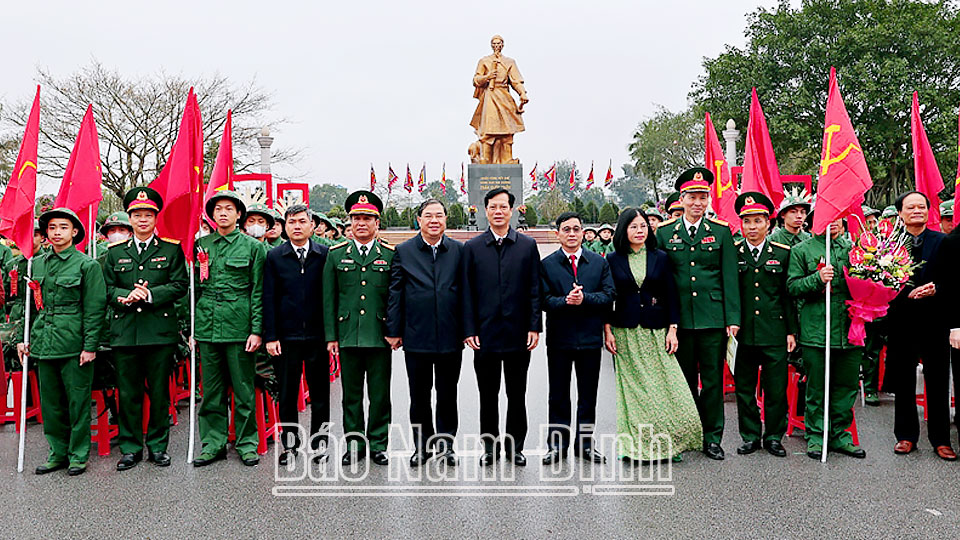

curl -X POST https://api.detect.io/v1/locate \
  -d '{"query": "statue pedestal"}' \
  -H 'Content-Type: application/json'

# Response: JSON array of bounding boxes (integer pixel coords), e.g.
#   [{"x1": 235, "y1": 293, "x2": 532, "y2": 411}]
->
[{"x1": 468, "y1": 164, "x2": 523, "y2": 229}]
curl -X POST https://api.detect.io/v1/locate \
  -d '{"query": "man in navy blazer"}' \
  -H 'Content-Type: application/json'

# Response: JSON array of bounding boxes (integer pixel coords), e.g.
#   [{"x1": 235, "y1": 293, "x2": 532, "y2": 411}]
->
[
  {"x1": 263, "y1": 205, "x2": 329, "y2": 465},
  {"x1": 887, "y1": 191, "x2": 955, "y2": 460},
  {"x1": 386, "y1": 199, "x2": 465, "y2": 467},
  {"x1": 463, "y1": 188, "x2": 542, "y2": 466},
  {"x1": 540, "y1": 212, "x2": 615, "y2": 465}
]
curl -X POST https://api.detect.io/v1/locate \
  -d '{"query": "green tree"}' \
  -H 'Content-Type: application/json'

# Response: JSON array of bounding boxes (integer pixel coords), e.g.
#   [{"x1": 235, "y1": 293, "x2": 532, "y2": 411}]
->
[
  {"x1": 691, "y1": 0, "x2": 960, "y2": 206},
  {"x1": 423, "y1": 180, "x2": 463, "y2": 207},
  {"x1": 448, "y1": 203, "x2": 466, "y2": 229},
  {"x1": 309, "y1": 183, "x2": 350, "y2": 213},
  {"x1": 598, "y1": 203, "x2": 618, "y2": 225},
  {"x1": 523, "y1": 204, "x2": 539, "y2": 227},
  {"x1": 327, "y1": 204, "x2": 346, "y2": 220},
  {"x1": 627, "y1": 106, "x2": 703, "y2": 203},
  {"x1": 400, "y1": 207, "x2": 415, "y2": 229},
  {"x1": 533, "y1": 187, "x2": 571, "y2": 225},
  {"x1": 609, "y1": 163, "x2": 656, "y2": 209},
  {"x1": 583, "y1": 200, "x2": 599, "y2": 223},
  {"x1": 572, "y1": 197, "x2": 585, "y2": 216},
  {"x1": 382, "y1": 206, "x2": 401, "y2": 228}
]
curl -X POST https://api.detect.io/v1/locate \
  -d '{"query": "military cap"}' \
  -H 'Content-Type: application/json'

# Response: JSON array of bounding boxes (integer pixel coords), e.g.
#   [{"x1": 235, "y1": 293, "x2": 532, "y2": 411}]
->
[
  {"x1": 99, "y1": 211, "x2": 133, "y2": 235},
  {"x1": 599, "y1": 223, "x2": 615, "y2": 233},
  {"x1": 345, "y1": 190, "x2": 383, "y2": 217},
  {"x1": 205, "y1": 190, "x2": 247, "y2": 222},
  {"x1": 268, "y1": 207, "x2": 284, "y2": 223},
  {"x1": 666, "y1": 192, "x2": 683, "y2": 212},
  {"x1": 674, "y1": 167, "x2": 713, "y2": 193},
  {"x1": 778, "y1": 186, "x2": 812, "y2": 214},
  {"x1": 312, "y1": 211, "x2": 336, "y2": 230},
  {"x1": 880, "y1": 205, "x2": 897, "y2": 219},
  {"x1": 736, "y1": 191, "x2": 775, "y2": 217},
  {"x1": 861, "y1": 205, "x2": 881, "y2": 218},
  {"x1": 123, "y1": 186, "x2": 164, "y2": 213},
  {"x1": 39, "y1": 207, "x2": 86, "y2": 243},
  {"x1": 244, "y1": 203, "x2": 276, "y2": 229},
  {"x1": 940, "y1": 200, "x2": 954, "y2": 218}
]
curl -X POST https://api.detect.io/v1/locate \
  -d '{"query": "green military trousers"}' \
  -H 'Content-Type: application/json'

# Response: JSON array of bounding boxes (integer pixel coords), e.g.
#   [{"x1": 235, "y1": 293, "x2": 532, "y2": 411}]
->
[
  {"x1": 114, "y1": 345, "x2": 175, "y2": 455},
  {"x1": 676, "y1": 328, "x2": 725, "y2": 445},
  {"x1": 36, "y1": 357, "x2": 94, "y2": 466},
  {"x1": 340, "y1": 347, "x2": 391, "y2": 452},
  {"x1": 197, "y1": 342, "x2": 258, "y2": 456},
  {"x1": 802, "y1": 347, "x2": 862, "y2": 449},
  {"x1": 734, "y1": 344, "x2": 787, "y2": 443}
]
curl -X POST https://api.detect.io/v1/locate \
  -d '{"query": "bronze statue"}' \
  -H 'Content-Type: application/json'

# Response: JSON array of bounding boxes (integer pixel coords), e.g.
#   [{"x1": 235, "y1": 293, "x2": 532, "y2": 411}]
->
[{"x1": 469, "y1": 35, "x2": 528, "y2": 164}]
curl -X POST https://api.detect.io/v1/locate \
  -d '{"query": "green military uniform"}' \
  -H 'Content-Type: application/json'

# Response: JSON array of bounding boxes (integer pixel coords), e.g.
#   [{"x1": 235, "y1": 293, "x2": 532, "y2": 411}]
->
[
  {"x1": 665, "y1": 192, "x2": 684, "y2": 220},
  {"x1": 786, "y1": 232, "x2": 863, "y2": 457},
  {"x1": 769, "y1": 227, "x2": 812, "y2": 247},
  {"x1": 28, "y1": 208, "x2": 107, "y2": 473},
  {"x1": 194, "y1": 191, "x2": 267, "y2": 463},
  {"x1": 103, "y1": 188, "x2": 188, "y2": 464},
  {"x1": 655, "y1": 168, "x2": 740, "y2": 451},
  {"x1": 731, "y1": 193, "x2": 797, "y2": 449},
  {"x1": 323, "y1": 191, "x2": 394, "y2": 454},
  {"x1": 858, "y1": 206, "x2": 885, "y2": 404},
  {"x1": 0, "y1": 242, "x2": 13, "y2": 298},
  {"x1": 312, "y1": 212, "x2": 338, "y2": 246}
]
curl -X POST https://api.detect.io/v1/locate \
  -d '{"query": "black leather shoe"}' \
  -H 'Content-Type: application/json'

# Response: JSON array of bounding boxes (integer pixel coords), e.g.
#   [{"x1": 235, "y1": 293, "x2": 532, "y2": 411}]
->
[
  {"x1": 67, "y1": 465, "x2": 86, "y2": 476},
  {"x1": 507, "y1": 451, "x2": 527, "y2": 466},
  {"x1": 116, "y1": 452, "x2": 143, "y2": 471},
  {"x1": 736, "y1": 441, "x2": 761, "y2": 455},
  {"x1": 806, "y1": 445, "x2": 823, "y2": 460},
  {"x1": 575, "y1": 448, "x2": 606, "y2": 463},
  {"x1": 542, "y1": 448, "x2": 565, "y2": 465},
  {"x1": 193, "y1": 448, "x2": 227, "y2": 467},
  {"x1": 240, "y1": 453, "x2": 260, "y2": 467},
  {"x1": 833, "y1": 443, "x2": 866, "y2": 459},
  {"x1": 371, "y1": 451, "x2": 389, "y2": 466},
  {"x1": 409, "y1": 449, "x2": 430, "y2": 467},
  {"x1": 149, "y1": 452, "x2": 171, "y2": 467},
  {"x1": 35, "y1": 461, "x2": 67, "y2": 475},
  {"x1": 764, "y1": 440, "x2": 787, "y2": 457},
  {"x1": 479, "y1": 451, "x2": 498, "y2": 466},
  {"x1": 278, "y1": 450, "x2": 297, "y2": 466},
  {"x1": 704, "y1": 443, "x2": 725, "y2": 461}
]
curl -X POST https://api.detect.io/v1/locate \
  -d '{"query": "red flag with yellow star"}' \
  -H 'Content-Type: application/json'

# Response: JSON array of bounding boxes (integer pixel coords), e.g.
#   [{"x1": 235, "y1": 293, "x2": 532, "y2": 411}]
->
[
  {"x1": 54, "y1": 104, "x2": 103, "y2": 251},
  {"x1": 705, "y1": 112, "x2": 739, "y2": 233},
  {"x1": 912, "y1": 92, "x2": 945, "y2": 231},
  {"x1": 0, "y1": 86, "x2": 40, "y2": 259},
  {"x1": 149, "y1": 88, "x2": 203, "y2": 261},
  {"x1": 740, "y1": 88, "x2": 784, "y2": 211}
]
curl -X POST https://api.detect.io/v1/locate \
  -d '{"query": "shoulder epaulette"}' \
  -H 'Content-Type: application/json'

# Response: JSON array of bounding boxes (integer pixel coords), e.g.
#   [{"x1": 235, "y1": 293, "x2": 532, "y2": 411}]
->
[
  {"x1": 379, "y1": 242, "x2": 395, "y2": 251},
  {"x1": 770, "y1": 241, "x2": 790, "y2": 250},
  {"x1": 707, "y1": 217, "x2": 728, "y2": 226},
  {"x1": 660, "y1": 217, "x2": 678, "y2": 226},
  {"x1": 159, "y1": 237, "x2": 181, "y2": 245},
  {"x1": 330, "y1": 241, "x2": 349, "y2": 250},
  {"x1": 734, "y1": 240, "x2": 743, "y2": 247}
]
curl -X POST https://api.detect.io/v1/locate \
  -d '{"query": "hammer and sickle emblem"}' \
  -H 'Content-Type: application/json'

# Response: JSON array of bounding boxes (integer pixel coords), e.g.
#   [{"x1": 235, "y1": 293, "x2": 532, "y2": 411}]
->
[
  {"x1": 820, "y1": 124, "x2": 862, "y2": 176},
  {"x1": 713, "y1": 160, "x2": 733, "y2": 198}
]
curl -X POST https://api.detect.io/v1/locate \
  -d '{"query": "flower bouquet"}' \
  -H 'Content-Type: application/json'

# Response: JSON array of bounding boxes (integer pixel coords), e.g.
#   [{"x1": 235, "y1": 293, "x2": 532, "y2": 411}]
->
[{"x1": 843, "y1": 219, "x2": 920, "y2": 345}]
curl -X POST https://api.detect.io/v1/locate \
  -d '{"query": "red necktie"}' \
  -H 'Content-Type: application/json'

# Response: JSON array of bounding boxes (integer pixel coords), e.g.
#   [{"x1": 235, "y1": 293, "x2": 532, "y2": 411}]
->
[{"x1": 570, "y1": 254, "x2": 578, "y2": 282}]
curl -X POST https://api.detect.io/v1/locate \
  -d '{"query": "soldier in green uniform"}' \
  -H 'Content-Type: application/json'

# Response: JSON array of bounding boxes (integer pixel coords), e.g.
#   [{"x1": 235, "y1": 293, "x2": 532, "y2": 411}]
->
[
  {"x1": 940, "y1": 200, "x2": 954, "y2": 235},
  {"x1": 18, "y1": 208, "x2": 106, "y2": 476},
  {"x1": 104, "y1": 187, "x2": 188, "y2": 471},
  {"x1": 665, "y1": 192, "x2": 684, "y2": 220},
  {"x1": 582, "y1": 226, "x2": 599, "y2": 253},
  {"x1": 596, "y1": 224, "x2": 615, "y2": 255},
  {"x1": 769, "y1": 189, "x2": 812, "y2": 247},
  {"x1": 324, "y1": 190, "x2": 395, "y2": 466},
  {"x1": 311, "y1": 212, "x2": 337, "y2": 246},
  {"x1": 3, "y1": 222, "x2": 45, "y2": 368},
  {"x1": 646, "y1": 209, "x2": 664, "y2": 233},
  {"x1": 860, "y1": 205, "x2": 885, "y2": 405},
  {"x1": 193, "y1": 191, "x2": 267, "y2": 467},
  {"x1": 880, "y1": 205, "x2": 897, "y2": 221},
  {"x1": 265, "y1": 208, "x2": 284, "y2": 248},
  {"x1": 786, "y1": 217, "x2": 865, "y2": 460},
  {"x1": 732, "y1": 192, "x2": 796, "y2": 458},
  {"x1": 242, "y1": 203, "x2": 275, "y2": 244},
  {"x1": 655, "y1": 167, "x2": 740, "y2": 460},
  {"x1": 0, "y1": 239, "x2": 14, "y2": 292}
]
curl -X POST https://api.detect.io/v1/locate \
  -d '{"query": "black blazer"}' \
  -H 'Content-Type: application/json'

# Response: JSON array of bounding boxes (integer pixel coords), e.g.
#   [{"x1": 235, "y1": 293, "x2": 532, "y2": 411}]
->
[
  {"x1": 890, "y1": 227, "x2": 945, "y2": 330},
  {"x1": 462, "y1": 228, "x2": 542, "y2": 353},
  {"x1": 606, "y1": 248, "x2": 680, "y2": 329},
  {"x1": 386, "y1": 234, "x2": 465, "y2": 354},
  {"x1": 937, "y1": 232, "x2": 960, "y2": 330},
  {"x1": 540, "y1": 248, "x2": 615, "y2": 349},
  {"x1": 262, "y1": 239, "x2": 328, "y2": 342}
]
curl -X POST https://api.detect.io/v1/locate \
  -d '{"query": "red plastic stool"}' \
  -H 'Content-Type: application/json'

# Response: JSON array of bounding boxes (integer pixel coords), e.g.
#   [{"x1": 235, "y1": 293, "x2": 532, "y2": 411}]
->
[
  {"x1": 784, "y1": 365, "x2": 859, "y2": 444},
  {"x1": 228, "y1": 387, "x2": 280, "y2": 455},
  {"x1": 1, "y1": 369, "x2": 44, "y2": 431},
  {"x1": 722, "y1": 363, "x2": 736, "y2": 395},
  {"x1": 91, "y1": 389, "x2": 119, "y2": 457},
  {"x1": 877, "y1": 346, "x2": 886, "y2": 392}
]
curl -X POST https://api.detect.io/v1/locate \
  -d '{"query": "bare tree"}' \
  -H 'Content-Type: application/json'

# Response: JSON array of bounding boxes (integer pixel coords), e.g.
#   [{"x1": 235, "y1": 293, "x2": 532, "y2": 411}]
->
[{"x1": 1, "y1": 61, "x2": 301, "y2": 198}]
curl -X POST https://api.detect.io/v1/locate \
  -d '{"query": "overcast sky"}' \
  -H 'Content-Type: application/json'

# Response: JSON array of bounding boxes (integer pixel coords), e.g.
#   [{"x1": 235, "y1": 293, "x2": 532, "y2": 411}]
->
[{"x1": 3, "y1": 0, "x2": 781, "y2": 193}]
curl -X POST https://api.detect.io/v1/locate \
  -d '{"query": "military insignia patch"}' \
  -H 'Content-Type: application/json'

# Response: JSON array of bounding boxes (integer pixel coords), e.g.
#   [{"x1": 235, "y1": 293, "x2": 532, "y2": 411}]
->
[
  {"x1": 373, "y1": 259, "x2": 389, "y2": 266},
  {"x1": 118, "y1": 258, "x2": 132, "y2": 264},
  {"x1": 701, "y1": 236, "x2": 716, "y2": 243}
]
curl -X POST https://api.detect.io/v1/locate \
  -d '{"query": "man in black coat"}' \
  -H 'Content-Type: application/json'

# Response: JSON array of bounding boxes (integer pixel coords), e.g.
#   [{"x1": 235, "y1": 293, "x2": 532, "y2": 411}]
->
[
  {"x1": 386, "y1": 199, "x2": 465, "y2": 467},
  {"x1": 263, "y1": 204, "x2": 330, "y2": 465},
  {"x1": 463, "y1": 188, "x2": 542, "y2": 466},
  {"x1": 887, "y1": 192, "x2": 955, "y2": 460},
  {"x1": 540, "y1": 212, "x2": 615, "y2": 465}
]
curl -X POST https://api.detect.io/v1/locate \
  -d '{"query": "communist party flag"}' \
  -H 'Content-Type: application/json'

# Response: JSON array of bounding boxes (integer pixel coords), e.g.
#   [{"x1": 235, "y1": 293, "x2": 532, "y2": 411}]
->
[
  {"x1": 529, "y1": 162, "x2": 538, "y2": 191},
  {"x1": 911, "y1": 91, "x2": 945, "y2": 231},
  {"x1": 0, "y1": 86, "x2": 40, "y2": 259},
  {"x1": 544, "y1": 163, "x2": 556, "y2": 189},
  {"x1": 149, "y1": 88, "x2": 203, "y2": 261},
  {"x1": 604, "y1": 160, "x2": 614, "y2": 187},
  {"x1": 740, "y1": 88, "x2": 784, "y2": 211},
  {"x1": 388, "y1": 164, "x2": 399, "y2": 192},
  {"x1": 705, "y1": 112, "x2": 740, "y2": 233},
  {"x1": 440, "y1": 163, "x2": 446, "y2": 194},
  {"x1": 955, "y1": 104, "x2": 960, "y2": 227},
  {"x1": 460, "y1": 163, "x2": 467, "y2": 195},
  {"x1": 812, "y1": 68, "x2": 873, "y2": 235},
  {"x1": 585, "y1": 162, "x2": 595, "y2": 190},
  {"x1": 568, "y1": 163, "x2": 577, "y2": 191},
  {"x1": 370, "y1": 164, "x2": 377, "y2": 191},
  {"x1": 418, "y1": 163, "x2": 426, "y2": 193},
  {"x1": 54, "y1": 104, "x2": 102, "y2": 251},
  {"x1": 404, "y1": 164, "x2": 413, "y2": 193},
  {"x1": 205, "y1": 110, "x2": 232, "y2": 210}
]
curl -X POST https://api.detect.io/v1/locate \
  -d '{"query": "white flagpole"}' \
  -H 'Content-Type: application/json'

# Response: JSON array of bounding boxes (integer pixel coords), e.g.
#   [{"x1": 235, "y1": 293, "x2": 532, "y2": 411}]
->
[
  {"x1": 187, "y1": 261, "x2": 197, "y2": 463},
  {"x1": 16, "y1": 258, "x2": 33, "y2": 473},
  {"x1": 822, "y1": 232, "x2": 832, "y2": 464},
  {"x1": 88, "y1": 206, "x2": 96, "y2": 258}
]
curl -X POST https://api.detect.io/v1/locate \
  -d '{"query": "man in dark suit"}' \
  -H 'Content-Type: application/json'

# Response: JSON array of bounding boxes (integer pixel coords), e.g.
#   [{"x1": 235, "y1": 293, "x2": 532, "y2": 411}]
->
[
  {"x1": 386, "y1": 199, "x2": 464, "y2": 467},
  {"x1": 263, "y1": 204, "x2": 330, "y2": 466},
  {"x1": 463, "y1": 188, "x2": 542, "y2": 466},
  {"x1": 540, "y1": 212, "x2": 615, "y2": 465},
  {"x1": 887, "y1": 191, "x2": 954, "y2": 460}
]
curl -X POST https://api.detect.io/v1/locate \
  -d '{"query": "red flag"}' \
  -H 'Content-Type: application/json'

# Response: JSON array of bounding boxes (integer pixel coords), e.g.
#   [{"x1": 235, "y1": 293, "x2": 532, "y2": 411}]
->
[
  {"x1": 544, "y1": 163, "x2": 556, "y2": 190},
  {"x1": 54, "y1": 104, "x2": 102, "y2": 251},
  {"x1": 405, "y1": 164, "x2": 413, "y2": 193},
  {"x1": 370, "y1": 164, "x2": 377, "y2": 191},
  {"x1": 418, "y1": 163, "x2": 426, "y2": 193},
  {"x1": 388, "y1": 164, "x2": 399, "y2": 192},
  {"x1": 0, "y1": 86, "x2": 40, "y2": 259},
  {"x1": 740, "y1": 88, "x2": 783, "y2": 211},
  {"x1": 954, "y1": 104, "x2": 960, "y2": 227},
  {"x1": 813, "y1": 68, "x2": 873, "y2": 235},
  {"x1": 604, "y1": 161, "x2": 614, "y2": 187},
  {"x1": 705, "y1": 112, "x2": 740, "y2": 233},
  {"x1": 911, "y1": 92, "x2": 945, "y2": 231},
  {"x1": 460, "y1": 163, "x2": 467, "y2": 195},
  {"x1": 149, "y1": 88, "x2": 203, "y2": 261},
  {"x1": 205, "y1": 110, "x2": 232, "y2": 205},
  {"x1": 568, "y1": 163, "x2": 577, "y2": 191},
  {"x1": 585, "y1": 162, "x2": 595, "y2": 190},
  {"x1": 440, "y1": 163, "x2": 446, "y2": 195},
  {"x1": 529, "y1": 162, "x2": 538, "y2": 191}
]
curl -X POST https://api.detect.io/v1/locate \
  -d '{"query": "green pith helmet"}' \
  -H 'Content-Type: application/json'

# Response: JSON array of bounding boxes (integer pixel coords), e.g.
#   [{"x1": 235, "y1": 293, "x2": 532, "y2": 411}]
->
[
  {"x1": 39, "y1": 207, "x2": 86, "y2": 243},
  {"x1": 99, "y1": 211, "x2": 133, "y2": 235},
  {"x1": 940, "y1": 200, "x2": 954, "y2": 218},
  {"x1": 880, "y1": 205, "x2": 897, "y2": 219},
  {"x1": 861, "y1": 205, "x2": 881, "y2": 218},
  {"x1": 312, "y1": 211, "x2": 335, "y2": 230},
  {"x1": 244, "y1": 203, "x2": 276, "y2": 229},
  {"x1": 778, "y1": 186, "x2": 812, "y2": 215},
  {"x1": 205, "y1": 190, "x2": 247, "y2": 222}
]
